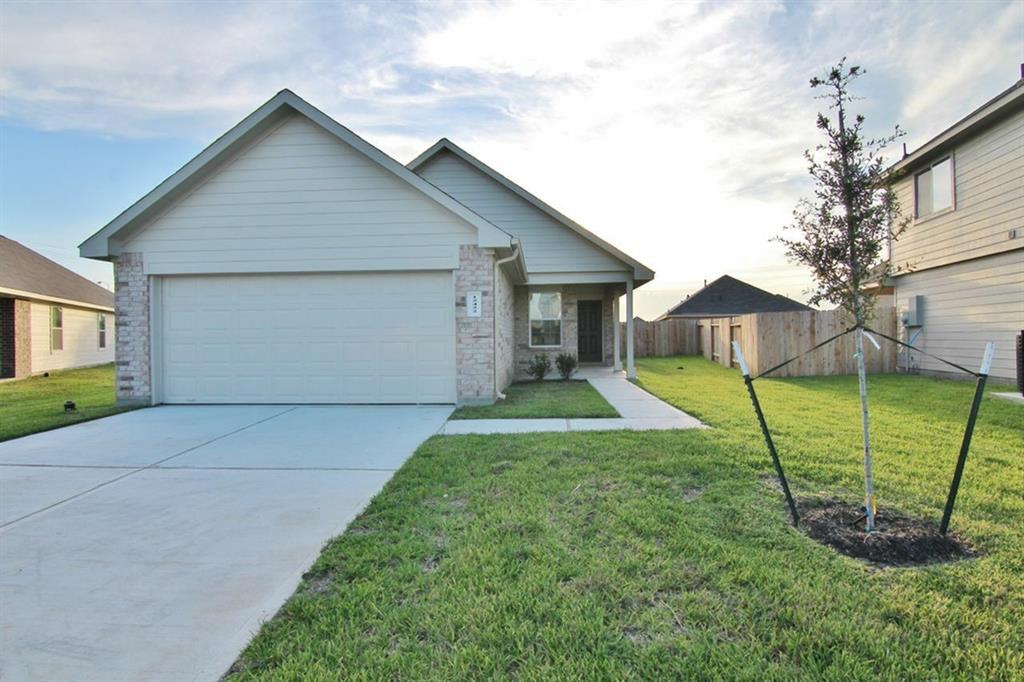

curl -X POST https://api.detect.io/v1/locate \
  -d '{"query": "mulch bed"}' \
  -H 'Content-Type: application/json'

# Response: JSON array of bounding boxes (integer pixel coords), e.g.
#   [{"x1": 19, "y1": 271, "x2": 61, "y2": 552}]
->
[{"x1": 799, "y1": 498, "x2": 973, "y2": 567}]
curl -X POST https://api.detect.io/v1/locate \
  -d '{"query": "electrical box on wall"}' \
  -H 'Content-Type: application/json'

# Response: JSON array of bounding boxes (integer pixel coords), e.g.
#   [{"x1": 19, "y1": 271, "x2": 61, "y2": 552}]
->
[
  {"x1": 902, "y1": 295, "x2": 924, "y2": 327},
  {"x1": 466, "y1": 291, "x2": 482, "y2": 317}
]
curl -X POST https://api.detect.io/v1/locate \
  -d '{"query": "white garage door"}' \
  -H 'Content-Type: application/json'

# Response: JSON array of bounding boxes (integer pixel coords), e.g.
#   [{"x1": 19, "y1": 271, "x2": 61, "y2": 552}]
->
[{"x1": 159, "y1": 272, "x2": 455, "y2": 404}]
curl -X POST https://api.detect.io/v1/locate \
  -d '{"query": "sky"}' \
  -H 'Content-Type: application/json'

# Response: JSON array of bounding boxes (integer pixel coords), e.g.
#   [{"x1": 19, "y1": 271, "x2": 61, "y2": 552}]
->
[{"x1": 1, "y1": 0, "x2": 1021, "y2": 319}]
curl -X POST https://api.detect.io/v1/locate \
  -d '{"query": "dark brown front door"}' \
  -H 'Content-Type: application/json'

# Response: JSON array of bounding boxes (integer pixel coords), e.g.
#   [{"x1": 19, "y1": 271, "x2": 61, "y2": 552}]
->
[{"x1": 577, "y1": 300, "x2": 603, "y2": 363}]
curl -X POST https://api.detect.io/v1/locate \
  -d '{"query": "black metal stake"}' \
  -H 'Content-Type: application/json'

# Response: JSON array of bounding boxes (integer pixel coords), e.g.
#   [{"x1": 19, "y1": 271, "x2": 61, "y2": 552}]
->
[
  {"x1": 732, "y1": 341, "x2": 799, "y2": 526},
  {"x1": 940, "y1": 344, "x2": 994, "y2": 534}
]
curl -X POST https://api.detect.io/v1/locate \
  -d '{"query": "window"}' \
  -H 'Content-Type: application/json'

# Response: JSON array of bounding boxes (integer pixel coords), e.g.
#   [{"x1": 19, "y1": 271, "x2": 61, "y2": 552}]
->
[
  {"x1": 529, "y1": 292, "x2": 562, "y2": 347},
  {"x1": 97, "y1": 313, "x2": 107, "y2": 349},
  {"x1": 914, "y1": 156, "x2": 954, "y2": 218},
  {"x1": 50, "y1": 306, "x2": 63, "y2": 351}
]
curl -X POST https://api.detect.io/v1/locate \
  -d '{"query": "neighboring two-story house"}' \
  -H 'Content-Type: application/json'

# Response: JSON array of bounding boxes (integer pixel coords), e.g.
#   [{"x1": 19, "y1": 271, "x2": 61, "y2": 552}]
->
[{"x1": 886, "y1": 76, "x2": 1023, "y2": 382}]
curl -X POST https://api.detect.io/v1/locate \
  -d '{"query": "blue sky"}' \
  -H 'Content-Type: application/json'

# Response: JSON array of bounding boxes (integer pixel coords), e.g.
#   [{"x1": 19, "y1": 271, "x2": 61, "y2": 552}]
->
[{"x1": 1, "y1": 0, "x2": 1021, "y2": 318}]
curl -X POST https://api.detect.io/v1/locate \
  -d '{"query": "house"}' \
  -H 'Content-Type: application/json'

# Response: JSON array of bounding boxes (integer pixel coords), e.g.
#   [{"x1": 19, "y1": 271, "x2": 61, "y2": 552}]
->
[
  {"x1": 886, "y1": 74, "x2": 1023, "y2": 382},
  {"x1": 657, "y1": 275, "x2": 812, "y2": 320},
  {"x1": 1, "y1": 236, "x2": 115, "y2": 379},
  {"x1": 79, "y1": 90, "x2": 652, "y2": 406}
]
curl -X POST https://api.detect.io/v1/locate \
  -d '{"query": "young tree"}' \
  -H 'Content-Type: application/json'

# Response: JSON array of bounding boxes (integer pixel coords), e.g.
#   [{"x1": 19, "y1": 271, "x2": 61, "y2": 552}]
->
[{"x1": 777, "y1": 59, "x2": 908, "y2": 532}]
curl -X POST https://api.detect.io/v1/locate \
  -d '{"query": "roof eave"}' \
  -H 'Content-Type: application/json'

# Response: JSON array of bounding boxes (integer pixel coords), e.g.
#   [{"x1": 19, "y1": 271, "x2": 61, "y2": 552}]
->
[{"x1": 887, "y1": 79, "x2": 1024, "y2": 178}]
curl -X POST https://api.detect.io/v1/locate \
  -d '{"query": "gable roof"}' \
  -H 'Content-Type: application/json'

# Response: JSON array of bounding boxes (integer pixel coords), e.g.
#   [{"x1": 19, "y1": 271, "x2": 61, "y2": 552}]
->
[
  {"x1": 888, "y1": 76, "x2": 1024, "y2": 177},
  {"x1": 79, "y1": 90, "x2": 514, "y2": 260},
  {"x1": 1, "y1": 236, "x2": 114, "y2": 311},
  {"x1": 660, "y1": 275, "x2": 812, "y2": 319},
  {"x1": 407, "y1": 138, "x2": 655, "y2": 284}
]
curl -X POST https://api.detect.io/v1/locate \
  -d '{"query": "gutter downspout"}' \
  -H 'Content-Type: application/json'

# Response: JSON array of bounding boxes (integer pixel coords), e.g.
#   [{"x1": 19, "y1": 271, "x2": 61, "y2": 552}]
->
[{"x1": 493, "y1": 240, "x2": 522, "y2": 401}]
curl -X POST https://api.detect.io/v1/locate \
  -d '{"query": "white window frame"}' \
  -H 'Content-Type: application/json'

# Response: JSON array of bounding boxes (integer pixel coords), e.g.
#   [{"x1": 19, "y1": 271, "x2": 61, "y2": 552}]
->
[
  {"x1": 528, "y1": 291, "x2": 563, "y2": 348},
  {"x1": 914, "y1": 155, "x2": 955, "y2": 220},
  {"x1": 97, "y1": 313, "x2": 107, "y2": 349},
  {"x1": 50, "y1": 306, "x2": 63, "y2": 352}
]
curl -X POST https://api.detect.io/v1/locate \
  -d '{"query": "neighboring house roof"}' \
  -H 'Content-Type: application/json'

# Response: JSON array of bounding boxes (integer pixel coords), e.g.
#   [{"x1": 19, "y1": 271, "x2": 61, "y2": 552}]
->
[
  {"x1": 79, "y1": 90, "x2": 517, "y2": 260},
  {"x1": 888, "y1": 76, "x2": 1024, "y2": 177},
  {"x1": 659, "y1": 275, "x2": 812, "y2": 319},
  {"x1": 408, "y1": 138, "x2": 655, "y2": 284},
  {"x1": 0, "y1": 235, "x2": 114, "y2": 311}
]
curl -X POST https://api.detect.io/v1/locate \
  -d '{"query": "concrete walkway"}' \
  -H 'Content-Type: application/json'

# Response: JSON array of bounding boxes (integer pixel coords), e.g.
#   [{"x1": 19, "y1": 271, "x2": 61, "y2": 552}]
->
[{"x1": 442, "y1": 369, "x2": 704, "y2": 435}]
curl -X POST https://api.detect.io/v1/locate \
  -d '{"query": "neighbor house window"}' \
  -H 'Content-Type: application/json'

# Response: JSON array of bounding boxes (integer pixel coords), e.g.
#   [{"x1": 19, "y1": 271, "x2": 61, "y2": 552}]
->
[
  {"x1": 914, "y1": 156, "x2": 954, "y2": 218},
  {"x1": 529, "y1": 292, "x2": 562, "y2": 347},
  {"x1": 97, "y1": 313, "x2": 107, "y2": 349},
  {"x1": 50, "y1": 306, "x2": 63, "y2": 351}
]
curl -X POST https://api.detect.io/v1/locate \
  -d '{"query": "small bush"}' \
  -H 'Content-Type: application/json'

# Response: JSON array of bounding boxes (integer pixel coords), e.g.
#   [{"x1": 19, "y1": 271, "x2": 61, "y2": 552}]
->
[
  {"x1": 555, "y1": 353, "x2": 578, "y2": 380},
  {"x1": 526, "y1": 353, "x2": 552, "y2": 381}
]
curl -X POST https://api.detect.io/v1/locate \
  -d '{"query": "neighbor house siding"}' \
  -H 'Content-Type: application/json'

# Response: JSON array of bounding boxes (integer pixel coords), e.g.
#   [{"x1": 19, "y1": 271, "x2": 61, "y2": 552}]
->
[
  {"x1": 415, "y1": 150, "x2": 629, "y2": 274},
  {"x1": 891, "y1": 107, "x2": 1024, "y2": 272},
  {"x1": 894, "y1": 248, "x2": 1023, "y2": 381},
  {"x1": 122, "y1": 114, "x2": 478, "y2": 275},
  {"x1": 28, "y1": 301, "x2": 114, "y2": 374}
]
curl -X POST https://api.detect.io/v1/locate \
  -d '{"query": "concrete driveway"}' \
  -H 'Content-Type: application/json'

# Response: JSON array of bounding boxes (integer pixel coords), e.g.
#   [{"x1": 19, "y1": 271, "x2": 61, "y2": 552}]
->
[{"x1": 0, "y1": 404, "x2": 451, "y2": 682}]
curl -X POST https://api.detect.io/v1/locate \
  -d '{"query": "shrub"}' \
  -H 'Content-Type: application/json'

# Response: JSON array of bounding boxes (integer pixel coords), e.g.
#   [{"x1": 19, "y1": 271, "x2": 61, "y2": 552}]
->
[
  {"x1": 555, "y1": 353, "x2": 578, "y2": 380},
  {"x1": 526, "y1": 353, "x2": 552, "y2": 381}
]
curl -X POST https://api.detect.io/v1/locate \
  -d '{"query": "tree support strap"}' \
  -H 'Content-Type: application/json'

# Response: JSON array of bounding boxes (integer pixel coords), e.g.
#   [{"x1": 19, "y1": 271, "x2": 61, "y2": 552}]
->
[{"x1": 861, "y1": 326, "x2": 983, "y2": 378}]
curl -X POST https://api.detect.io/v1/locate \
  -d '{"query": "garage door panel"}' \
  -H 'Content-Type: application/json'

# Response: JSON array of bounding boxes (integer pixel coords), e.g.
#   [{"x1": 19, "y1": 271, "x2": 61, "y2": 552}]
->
[{"x1": 160, "y1": 273, "x2": 455, "y2": 404}]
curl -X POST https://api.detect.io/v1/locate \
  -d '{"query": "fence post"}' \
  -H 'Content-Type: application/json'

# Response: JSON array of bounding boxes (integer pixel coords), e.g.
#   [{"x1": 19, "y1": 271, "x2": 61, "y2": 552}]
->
[
  {"x1": 940, "y1": 342, "x2": 995, "y2": 535},
  {"x1": 732, "y1": 341, "x2": 799, "y2": 526}
]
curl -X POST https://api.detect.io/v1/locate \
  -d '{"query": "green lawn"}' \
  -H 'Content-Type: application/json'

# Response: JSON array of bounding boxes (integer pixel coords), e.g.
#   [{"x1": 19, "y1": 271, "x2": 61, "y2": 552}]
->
[
  {"x1": 0, "y1": 364, "x2": 135, "y2": 442},
  {"x1": 229, "y1": 357, "x2": 1023, "y2": 680},
  {"x1": 449, "y1": 379, "x2": 619, "y2": 419}
]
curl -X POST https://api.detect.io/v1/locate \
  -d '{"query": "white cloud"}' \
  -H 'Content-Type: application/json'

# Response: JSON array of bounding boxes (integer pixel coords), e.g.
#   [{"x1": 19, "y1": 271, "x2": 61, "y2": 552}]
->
[{"x1": 1, "y1": 0, "x2": 1019, "y2": 318}]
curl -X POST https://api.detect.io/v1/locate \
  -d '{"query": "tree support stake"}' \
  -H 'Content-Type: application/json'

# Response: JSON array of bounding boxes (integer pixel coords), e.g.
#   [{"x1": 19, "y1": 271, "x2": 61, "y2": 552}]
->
[
  {"x1": 940, "y1": 342, "x2": 995, "y2": 535},
  {"x1": 733, "y1": 341, "x2": 799, "y2": 527}
]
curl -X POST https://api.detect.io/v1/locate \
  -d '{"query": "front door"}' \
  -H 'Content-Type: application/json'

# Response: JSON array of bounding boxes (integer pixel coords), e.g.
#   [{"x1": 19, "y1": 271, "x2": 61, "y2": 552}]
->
[{"x1": 577, "y1": 300, "x2": 603, "y2": 363}]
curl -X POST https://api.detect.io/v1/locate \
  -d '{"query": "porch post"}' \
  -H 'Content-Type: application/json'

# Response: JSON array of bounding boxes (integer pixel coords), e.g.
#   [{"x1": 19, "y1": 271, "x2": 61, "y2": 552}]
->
[
  {"x1": 613, "y1": 293, "x2": 622, "y2": 372},
  {"x1": 626, "y1": 277, "x2": 636, "y2": 379}
]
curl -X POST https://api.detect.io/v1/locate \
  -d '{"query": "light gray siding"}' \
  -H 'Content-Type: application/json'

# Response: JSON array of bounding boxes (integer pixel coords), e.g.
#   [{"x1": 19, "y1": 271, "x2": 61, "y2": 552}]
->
[
  {"x1": 415, "y1": 150, "x2": 630, "y2": 275},
  {"x1": 894, "y1": 248, "x2": 1023, "y2": 381},
  {"x1": 30, "y1": 301, "x2": 115, "y2": 373},
  {"x1": 891, "y1": 108, "x2": 1024, "y2": 272},
  {"x1": 123, "y1": 114, "x2": 478, "y2": 275}
]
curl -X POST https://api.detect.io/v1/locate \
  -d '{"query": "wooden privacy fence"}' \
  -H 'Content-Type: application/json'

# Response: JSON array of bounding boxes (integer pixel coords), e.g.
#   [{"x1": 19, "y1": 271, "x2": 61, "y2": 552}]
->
[{"x1": 623, "y1": 307, "x2": 898, "y2": 377}]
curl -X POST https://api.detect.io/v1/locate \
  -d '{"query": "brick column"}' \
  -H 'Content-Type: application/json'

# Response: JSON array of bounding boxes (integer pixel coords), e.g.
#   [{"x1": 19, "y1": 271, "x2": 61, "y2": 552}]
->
[
  {"x1": 454, "y1": 244, "x2": 496, "y2": 404},
  {"x1": 114, "y1": 252, "x2": 152, "y2": 404},
  {"x1": 0, "y1": 297, "x2": 31, "y2": 379}
]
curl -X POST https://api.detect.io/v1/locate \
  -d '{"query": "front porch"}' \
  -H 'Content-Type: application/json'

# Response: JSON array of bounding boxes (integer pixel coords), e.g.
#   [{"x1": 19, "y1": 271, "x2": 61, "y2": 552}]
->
[{"x1": 512, "y1": 281, "x2": 637, "y2": 380}]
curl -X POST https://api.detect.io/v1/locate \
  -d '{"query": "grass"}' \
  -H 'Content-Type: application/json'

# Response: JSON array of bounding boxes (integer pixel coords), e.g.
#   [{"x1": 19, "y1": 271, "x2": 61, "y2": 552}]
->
[
  {"x1": 229, "y1": 357, "x2": 1023, "y2": 680},
  {"x1": 0, "y1": 364, "x2": 135, "y2": 442},
  {"x1": 449, "y1": 379, "x2": 619, "y2": 419}
]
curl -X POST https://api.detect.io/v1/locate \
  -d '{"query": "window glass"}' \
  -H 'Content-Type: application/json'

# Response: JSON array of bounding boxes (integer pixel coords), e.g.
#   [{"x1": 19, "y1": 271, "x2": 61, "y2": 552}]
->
[
  {"x1": 529, "y1": 292, "x2": 561, "y2": 346},
  {"x1": 915, "y1": 168, "x2": 933, "y2": 217},
  {"x1": 931, "y1": 158, "x2": 953, "y2": 212},
  {"x1": 98, "y1": 314, "x2": 107, "y2": 349},
  {"x1": 50, "y1": 306, "x2": 63, "y2": 351}
]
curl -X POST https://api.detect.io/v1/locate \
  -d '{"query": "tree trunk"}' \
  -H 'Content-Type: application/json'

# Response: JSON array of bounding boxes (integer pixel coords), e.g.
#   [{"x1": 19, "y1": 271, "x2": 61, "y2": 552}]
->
[{"x1": 855, "y1": 326, "x2": 876, "y2": 532}]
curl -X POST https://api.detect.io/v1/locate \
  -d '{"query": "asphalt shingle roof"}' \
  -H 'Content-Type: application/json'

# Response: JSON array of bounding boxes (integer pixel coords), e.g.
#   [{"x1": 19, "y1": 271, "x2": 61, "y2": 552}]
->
[
  {"x1": 0, "y1": 235, "x2": 114, "y2": 309},
  {"x1": 663, "y1": 275, "x2": 812, "y2": 318}
]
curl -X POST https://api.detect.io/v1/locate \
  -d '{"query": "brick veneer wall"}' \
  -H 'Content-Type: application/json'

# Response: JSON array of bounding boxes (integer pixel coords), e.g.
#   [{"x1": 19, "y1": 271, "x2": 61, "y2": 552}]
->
[
  {"x1": 0, "y1": 297, "x2": 31, "y2": 379},
  {"x1": 114, "y1": 252, "x2": 151, "y2": 404},
  {"x1": 455, "y1": 245, "x2": 496, "y2": 403},
  {"x1": 514, "y1": 285, "x2": 616, "y2": 379}
]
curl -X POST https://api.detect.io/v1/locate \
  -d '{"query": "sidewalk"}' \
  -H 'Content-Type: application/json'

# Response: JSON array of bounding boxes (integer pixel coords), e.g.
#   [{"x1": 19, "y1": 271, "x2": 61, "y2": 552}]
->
[{"x1": 441, "y1": 370, "x2": 705, "y2": 435}]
